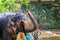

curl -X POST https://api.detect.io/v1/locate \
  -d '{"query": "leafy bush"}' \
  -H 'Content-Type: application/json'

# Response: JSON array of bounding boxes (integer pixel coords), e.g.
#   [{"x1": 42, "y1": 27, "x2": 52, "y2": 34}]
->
[
  {"x1": 0, "y1": 0, "x2": 30, "y2": 13},
  {"x1": 28, "y1": 4, "x2": 60, "y2": 29}
]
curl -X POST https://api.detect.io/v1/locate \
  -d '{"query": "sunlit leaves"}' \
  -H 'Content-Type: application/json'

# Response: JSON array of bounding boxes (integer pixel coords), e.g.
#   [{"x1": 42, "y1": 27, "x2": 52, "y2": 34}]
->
[
  {"x1": 0, "y1": 0, "x2": 18, "y2": 13},
  {"x1": 0, "y1": 0, "x2": 30, "y2": 13},
  {"x1": 21, "y1": 0, "x2": 30, "y2": 8}
]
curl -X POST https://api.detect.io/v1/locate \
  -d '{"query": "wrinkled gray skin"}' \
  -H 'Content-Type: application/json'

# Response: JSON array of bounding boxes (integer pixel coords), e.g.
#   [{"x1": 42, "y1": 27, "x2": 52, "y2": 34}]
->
[
  {"x1": 0, "y1": 12, "x2": 29, "y2": 40},
  {"x1": 0, "y1": 10, "x2": 39, "y2": 40},
  {"x1": 0, "y1": 12, "x2": 26, "y2": 40},
  {"x1": 0, "y1": 13, "x2": 16, "y2": 40}
]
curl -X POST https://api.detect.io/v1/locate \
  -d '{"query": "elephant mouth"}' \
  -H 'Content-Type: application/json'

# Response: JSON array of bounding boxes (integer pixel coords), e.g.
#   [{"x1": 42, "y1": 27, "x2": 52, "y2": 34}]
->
[{"x1": 16, "y1": 21, "x2": 26, "y2": 34}]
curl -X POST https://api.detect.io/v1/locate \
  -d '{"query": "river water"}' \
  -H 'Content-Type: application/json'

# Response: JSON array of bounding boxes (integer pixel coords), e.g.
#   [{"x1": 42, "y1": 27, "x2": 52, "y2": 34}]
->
[{"x1": 39, "y1": 29, "x2": 60, "y2": 40}]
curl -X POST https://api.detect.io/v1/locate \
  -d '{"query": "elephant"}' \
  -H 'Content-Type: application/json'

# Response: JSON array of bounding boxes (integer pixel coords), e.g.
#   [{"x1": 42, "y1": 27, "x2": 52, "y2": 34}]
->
[
  {"x1": 0, "y1": 13, "x2": 15, "y2": 40},
  {"x1": 12, "y1": 9, "x2": 39, "y2": 34},
  {"x1": 0, "y1": 9, "x2": 39, "y2": 40}
]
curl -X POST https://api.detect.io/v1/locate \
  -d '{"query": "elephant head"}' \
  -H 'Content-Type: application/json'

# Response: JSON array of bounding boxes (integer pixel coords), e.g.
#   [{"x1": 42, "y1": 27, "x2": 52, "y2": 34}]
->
[{"x1": 8, "y1": 9, "x2": 39, "y2": 35}]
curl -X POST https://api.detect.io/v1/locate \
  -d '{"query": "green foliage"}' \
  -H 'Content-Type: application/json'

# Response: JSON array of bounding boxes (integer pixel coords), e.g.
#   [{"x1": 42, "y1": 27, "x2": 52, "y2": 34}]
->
[
  {"x1": 50, "y1": 4, "x2": 60, "y2": 28},
  {"x1": 0, "y1": 0, "x2": 30, "y2": 13},
  {"x1": 28, "y1": 4, "x2": 60, "y2": 29},
  {"x1": 38, "y1": 0, "x2": 41, "y2": 2},
  {"x1": 58, "y1": 0, "x2": 60, "y2": 2},
  {"x1": 21, "y1": 0, "x2": 30, "y2": 8},
  {"x1": 0, "y1": 0, "x2": 21, "y2": 13}
]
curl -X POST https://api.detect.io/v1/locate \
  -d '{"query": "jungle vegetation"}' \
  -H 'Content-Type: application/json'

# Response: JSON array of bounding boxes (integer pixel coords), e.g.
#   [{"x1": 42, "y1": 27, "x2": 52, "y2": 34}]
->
[{"x1": 0, "y1": 0, "x2": 60, "y2": 29}]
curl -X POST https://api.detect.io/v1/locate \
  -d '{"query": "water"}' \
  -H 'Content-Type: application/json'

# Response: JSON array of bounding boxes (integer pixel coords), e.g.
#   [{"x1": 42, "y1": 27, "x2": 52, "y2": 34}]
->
[{"x1": 39, "y1": 29, "x2": 60, "y2": 40}]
